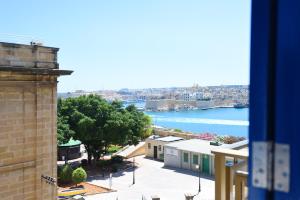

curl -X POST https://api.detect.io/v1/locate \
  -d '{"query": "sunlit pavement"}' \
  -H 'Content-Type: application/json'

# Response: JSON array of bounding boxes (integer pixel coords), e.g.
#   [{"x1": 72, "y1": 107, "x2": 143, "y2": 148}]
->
[{"x1": 85, "y1": 155, "x2": 215, "y2": 200}]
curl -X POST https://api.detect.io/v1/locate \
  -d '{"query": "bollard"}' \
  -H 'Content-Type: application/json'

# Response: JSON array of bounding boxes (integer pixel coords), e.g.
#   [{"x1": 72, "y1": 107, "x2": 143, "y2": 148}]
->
[
  {"x1": 184, "y1": 193, "x2": 195, "y2": 200},
  {"x1": 151, "y1": 195, "x2": 160, "y2": 200}
]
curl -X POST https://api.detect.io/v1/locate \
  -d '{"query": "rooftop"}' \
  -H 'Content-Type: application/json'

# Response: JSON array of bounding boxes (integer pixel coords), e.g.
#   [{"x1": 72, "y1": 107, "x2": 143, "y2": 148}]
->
[
  {"x1": 165, "y1": 139, "x2": 221, "y2": 155},
  {"x1": 155, "y1": 136, "x2": 184, "y2": 142},
  {"x1": 147, "y1": 135, "x2": 184, "y2": 142},
  {"x1": 164, "y1": 139, "x2": 248, "y2": 155},
  {"x1": 59, "y1": 138, "x2": 81, "y2": 147},
  {"x1": 0, "y1": 42, "x2": 73, "y2": 76},
  {"x1": 221, "y1": 139, "x2": 248, "y2": 150}
]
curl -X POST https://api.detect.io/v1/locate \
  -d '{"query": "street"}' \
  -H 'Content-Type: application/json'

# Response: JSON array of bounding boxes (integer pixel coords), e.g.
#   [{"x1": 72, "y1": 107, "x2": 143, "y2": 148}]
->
[{"x1": 85, "y1": 155, "x2": 215, "y2": 200}]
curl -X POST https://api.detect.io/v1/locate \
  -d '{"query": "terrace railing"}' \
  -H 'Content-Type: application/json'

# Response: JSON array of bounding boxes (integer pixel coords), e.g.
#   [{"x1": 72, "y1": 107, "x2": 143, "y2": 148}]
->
[{"x1": 212, "y1": 148, "x2": 249, "y2": 200}]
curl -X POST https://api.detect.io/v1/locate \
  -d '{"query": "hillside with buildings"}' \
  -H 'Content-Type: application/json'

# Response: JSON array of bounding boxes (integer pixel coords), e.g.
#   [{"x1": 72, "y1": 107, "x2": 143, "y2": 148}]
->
[{"x1": 59, "y1": 85, "x2": 249, "y2": 111}]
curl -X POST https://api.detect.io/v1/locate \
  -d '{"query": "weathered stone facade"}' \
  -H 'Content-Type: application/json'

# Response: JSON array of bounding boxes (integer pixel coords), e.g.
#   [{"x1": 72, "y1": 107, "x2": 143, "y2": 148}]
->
[{"x1": 0, "y1": 42, "x2": 72, "y2": 200}]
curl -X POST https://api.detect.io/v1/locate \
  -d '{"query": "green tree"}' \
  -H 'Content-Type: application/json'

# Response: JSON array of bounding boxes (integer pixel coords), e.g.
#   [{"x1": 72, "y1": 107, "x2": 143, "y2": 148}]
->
[
  {"x1": 57, "y1": 95, "x2": 151, "y2": 165},
  {"x1": 57, "y1": 99, "x2": 74, "y2": 145},
  {"x1": 126, "y1": 105, "x2": 152, "y2": 144}
]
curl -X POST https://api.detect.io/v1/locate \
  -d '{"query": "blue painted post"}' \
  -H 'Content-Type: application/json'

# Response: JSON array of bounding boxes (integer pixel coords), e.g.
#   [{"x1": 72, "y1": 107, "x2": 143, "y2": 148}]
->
[
  {"x1": 273, "y1": 1, "x2": 300, "y2": 199},
  {"x1": 250, "y1": 0, "x2": 300, "y2": 199},
  {"x1": 249, "y1": 0, "x2": 277, "y2": 199}
]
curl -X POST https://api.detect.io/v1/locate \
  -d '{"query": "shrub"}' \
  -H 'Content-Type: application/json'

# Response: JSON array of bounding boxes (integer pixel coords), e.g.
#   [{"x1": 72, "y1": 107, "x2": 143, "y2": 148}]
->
[
  {"x1": 72, "y1": 167, "x2": 87, "y2": 186},
  {"x1": 107, "y1": 145, "x2": 121, "y2": 154},
  {"x1": 174, "y1": 128, "x2": 182, "y2": 132},
  {"x1": 57, "y1": 165, "x2": 63, "y2": 179},
  {"x1": 60, "y1": 164, "x2": 73, "y2": 183},
  {"x1": 111, "y1": 155, "x2": 124, "y2": 164}
]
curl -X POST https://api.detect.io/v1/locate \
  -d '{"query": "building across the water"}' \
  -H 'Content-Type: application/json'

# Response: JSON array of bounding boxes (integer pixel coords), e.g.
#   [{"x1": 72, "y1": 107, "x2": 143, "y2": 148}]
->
[{"x1": 145, "y1": 135, "x2": 184, "y2": 160}]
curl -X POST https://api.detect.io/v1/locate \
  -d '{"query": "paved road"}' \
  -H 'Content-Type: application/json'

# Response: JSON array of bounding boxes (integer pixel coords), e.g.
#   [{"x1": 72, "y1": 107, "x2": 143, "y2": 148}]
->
[{"x1": 85, "y1": 156, "x2": 215, "y2": 200}]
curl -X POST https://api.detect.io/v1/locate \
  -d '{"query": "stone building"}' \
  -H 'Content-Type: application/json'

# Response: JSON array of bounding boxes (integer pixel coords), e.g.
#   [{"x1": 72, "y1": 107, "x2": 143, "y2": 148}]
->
[
  {"x1": 0, "y1": 42, "x2": 72, "y2": 200},
  {"x1": 145, "y1": 135, "x2": 183, "y2": 160}
]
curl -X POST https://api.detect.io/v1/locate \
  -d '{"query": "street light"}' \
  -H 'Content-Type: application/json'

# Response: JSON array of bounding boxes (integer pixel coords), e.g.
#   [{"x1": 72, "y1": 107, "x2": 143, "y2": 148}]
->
[
  {"x1": 129, "y1": 136, "x2": 136, "y2": 185},
  {"x1": 132, "y1": 156, "x2": 135, "y2": 185},
  {"x1": 195, "y1": 164, "x2": 201, "y2": 193}
]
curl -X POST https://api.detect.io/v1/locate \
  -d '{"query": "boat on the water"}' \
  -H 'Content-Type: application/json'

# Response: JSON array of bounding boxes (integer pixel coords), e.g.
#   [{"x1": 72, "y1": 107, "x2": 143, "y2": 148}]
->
[{"x1": 234, "y1": 103, "x2": 248, "y2": 109}]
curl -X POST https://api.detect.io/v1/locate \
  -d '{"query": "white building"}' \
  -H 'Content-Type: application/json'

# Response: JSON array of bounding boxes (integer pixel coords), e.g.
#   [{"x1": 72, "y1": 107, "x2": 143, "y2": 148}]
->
[
  {"x1": 195, "y1": 92, "x2": 204, "y2": 100},
  {"x1": 164, "y1": 139, "x2": 248, "y2": 175},
  {"x1": 145, "y1": 135, "x2": 184, "y2": 160},
  {"x1": 182, "y1": 92, "x2": 191, "y2": 101}
]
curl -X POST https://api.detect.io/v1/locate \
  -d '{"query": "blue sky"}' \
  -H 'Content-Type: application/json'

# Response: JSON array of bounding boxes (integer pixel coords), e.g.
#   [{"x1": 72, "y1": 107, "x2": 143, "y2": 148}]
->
[{"x1": 0, "y1": 1, "x2": 251, "y2": 92}]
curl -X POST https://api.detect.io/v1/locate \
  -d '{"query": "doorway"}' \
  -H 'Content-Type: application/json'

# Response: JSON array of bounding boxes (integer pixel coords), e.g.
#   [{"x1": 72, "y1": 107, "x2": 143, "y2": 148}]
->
[
  {"x1": 153, "y1": 146, "x2": 158, "y2": 159},
  {"x1": 202, "y1": 154, "x2": 210, "y2": 174}
]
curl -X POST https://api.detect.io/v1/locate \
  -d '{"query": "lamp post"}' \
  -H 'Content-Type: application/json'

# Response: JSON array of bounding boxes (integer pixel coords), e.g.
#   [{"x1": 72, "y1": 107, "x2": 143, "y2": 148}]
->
[
  {"x1": 132, "y1": 156, "x2": 135, "y2": 185},
  {"x1": 130, "y1": 136, "x2": 136, "y2": 185},
  {"x1": 195, "y1": 164, "x2": 201, "y2": 193}
]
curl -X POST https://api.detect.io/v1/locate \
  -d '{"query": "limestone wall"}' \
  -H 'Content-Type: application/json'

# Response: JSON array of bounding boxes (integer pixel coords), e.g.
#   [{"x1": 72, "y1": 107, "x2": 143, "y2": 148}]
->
[
  {"x1": 0, "y1": 42, "x2": 58, "y2": 69},
  {"x1": 0, "y1": 42, "x2": 71, "y2": 200},
  {"x1": 153, "y1": 128, "x2": 198, "y2": 140}
]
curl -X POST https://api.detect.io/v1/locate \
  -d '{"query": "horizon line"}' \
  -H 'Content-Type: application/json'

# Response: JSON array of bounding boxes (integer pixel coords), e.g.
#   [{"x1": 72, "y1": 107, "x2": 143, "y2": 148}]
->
[{"x1": 59, "y1": 84, "x2": 249, "y2": 93}]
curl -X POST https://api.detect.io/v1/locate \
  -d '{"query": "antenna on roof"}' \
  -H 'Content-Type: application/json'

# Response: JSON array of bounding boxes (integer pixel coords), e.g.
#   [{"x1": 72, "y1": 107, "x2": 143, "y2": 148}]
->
[
  {"x1": 30, "y1": 40, "x2": 43, "y2": 46},
  {"x1": 0, "y1": 33, "x2": 44, "y2": 45}
]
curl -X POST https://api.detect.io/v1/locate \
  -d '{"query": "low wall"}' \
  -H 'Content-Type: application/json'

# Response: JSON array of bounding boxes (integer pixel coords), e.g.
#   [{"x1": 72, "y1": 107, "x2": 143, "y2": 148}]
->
[
  {"x1": 153, "y1": 128, "x2": 198, "y2": 140},
  {"x1": 129, "y1": 143, "x2": 146, "y2": 158}
]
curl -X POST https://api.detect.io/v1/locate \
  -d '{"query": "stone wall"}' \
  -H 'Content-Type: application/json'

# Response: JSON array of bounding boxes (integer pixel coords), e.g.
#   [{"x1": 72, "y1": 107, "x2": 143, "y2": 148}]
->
[
  {"x1": 0, "y1": 42, "x2": 58, "y2": 68},
  {"x1": 0, "y1": 42, "x2": 72, "y2": 200},
  {"x1": 153, "y1": 128, "x2": 198, "y2": 140}
]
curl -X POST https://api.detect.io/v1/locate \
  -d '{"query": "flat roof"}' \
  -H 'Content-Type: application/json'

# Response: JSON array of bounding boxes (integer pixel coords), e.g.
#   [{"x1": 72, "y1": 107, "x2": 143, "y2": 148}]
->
[
  {"x1": 59, "y1": 138, "x2": 81, "y2": 147},
  {"x1": 221, "y1": 140, "x2": 248, "y2": 150},
  {"x1": 0, "y1": 41, "x2": 59, "y2": 50},
  {"x1": 165, "y1": 139, "x2": 221, "y2": 155},
  {"x1": 148, "y1": 135, "x2": 160, "y2": 140},
  {"x1": 155, "y1": 136, "x2": 184, "y2": 142},
  {"x1": 211, "y1": 148, "x2": 249, "y2": 159}
]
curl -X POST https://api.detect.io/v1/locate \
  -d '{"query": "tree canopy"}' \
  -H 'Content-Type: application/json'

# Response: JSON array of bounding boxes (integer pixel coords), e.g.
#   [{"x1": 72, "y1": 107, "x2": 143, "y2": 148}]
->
[
  {"x1": 57, "y1": 95, "x2": 151, "y2": 164},
  {"x1": 57, "y1": 98, "x2": 75, "y2": 145}
]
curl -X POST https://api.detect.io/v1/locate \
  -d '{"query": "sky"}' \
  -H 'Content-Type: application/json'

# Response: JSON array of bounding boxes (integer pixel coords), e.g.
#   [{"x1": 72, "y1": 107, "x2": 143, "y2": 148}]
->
[{"x1": 0, "y1": 1, "x2": 251, "y2": 92}]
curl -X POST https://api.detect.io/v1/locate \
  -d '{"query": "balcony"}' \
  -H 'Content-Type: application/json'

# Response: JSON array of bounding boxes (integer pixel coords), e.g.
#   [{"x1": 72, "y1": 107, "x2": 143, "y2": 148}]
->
[{"x1": 212, "y1": 148, "x2": 249, "y2": 200}]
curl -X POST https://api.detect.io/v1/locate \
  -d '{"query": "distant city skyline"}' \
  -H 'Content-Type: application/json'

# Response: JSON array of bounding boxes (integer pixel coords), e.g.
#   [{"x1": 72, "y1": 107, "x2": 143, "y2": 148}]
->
[
  {"x1": 0, "y1": 1, "x2": 251, "y2": 92},
  {"x1": 63, "y1": 84, "x2": 249, "y2": 93}
]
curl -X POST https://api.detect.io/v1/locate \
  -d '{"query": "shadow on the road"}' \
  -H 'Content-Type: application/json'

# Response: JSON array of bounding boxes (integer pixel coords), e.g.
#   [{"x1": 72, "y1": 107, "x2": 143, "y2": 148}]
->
[
  {"x1": 87, "y1": 165, "x2": 138, "y2": 182},
  {"x1": 141, "y1": 157, "x2": 214, "y2": 180},
  {"x1": 142, "y1": 156, "x2": 164, "y2": 163},
  {"x1": 162, "y1": 166, "x2": 215, "y2": 181}
]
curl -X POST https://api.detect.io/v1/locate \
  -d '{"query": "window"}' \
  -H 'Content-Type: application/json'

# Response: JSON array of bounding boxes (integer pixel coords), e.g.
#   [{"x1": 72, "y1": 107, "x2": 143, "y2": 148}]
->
[
  {"x1": 148, "y1": 143, "x2": 151, "y2": 149},
  {"x1": 158, "y1": 145, "x2": 162, "y2": 151},
  {"x1": 193, "y1": 154, "x2": 198, "y2": 165},
  {"x1": 159, "y1": 153, "x2": 164, "y2": 160},
  {"x1": 183, "y1": 152, "x2": 189, "y2": 163}
]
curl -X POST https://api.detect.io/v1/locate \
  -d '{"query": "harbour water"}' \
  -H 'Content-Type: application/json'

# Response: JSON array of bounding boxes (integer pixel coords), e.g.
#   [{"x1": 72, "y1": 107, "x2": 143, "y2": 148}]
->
[
  {"x1": 145, "y1": 108, "x2": 249, "y2": 138},
  {"x1": 124, "y1": 102, "x2": 249, "y2": 138}
]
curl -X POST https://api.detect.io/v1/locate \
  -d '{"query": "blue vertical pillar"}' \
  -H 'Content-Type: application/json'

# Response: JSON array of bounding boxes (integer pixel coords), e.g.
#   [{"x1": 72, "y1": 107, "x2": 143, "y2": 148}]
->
[
  {"x1": 250, "y1": 0, "x2": 300, "y2": 199},
  {"x1": 274, "y1": 0, "x2": 300, "y2": 199},
  {"x1": 249, "y1": 0, "x2": 277, "y2": 199}
]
